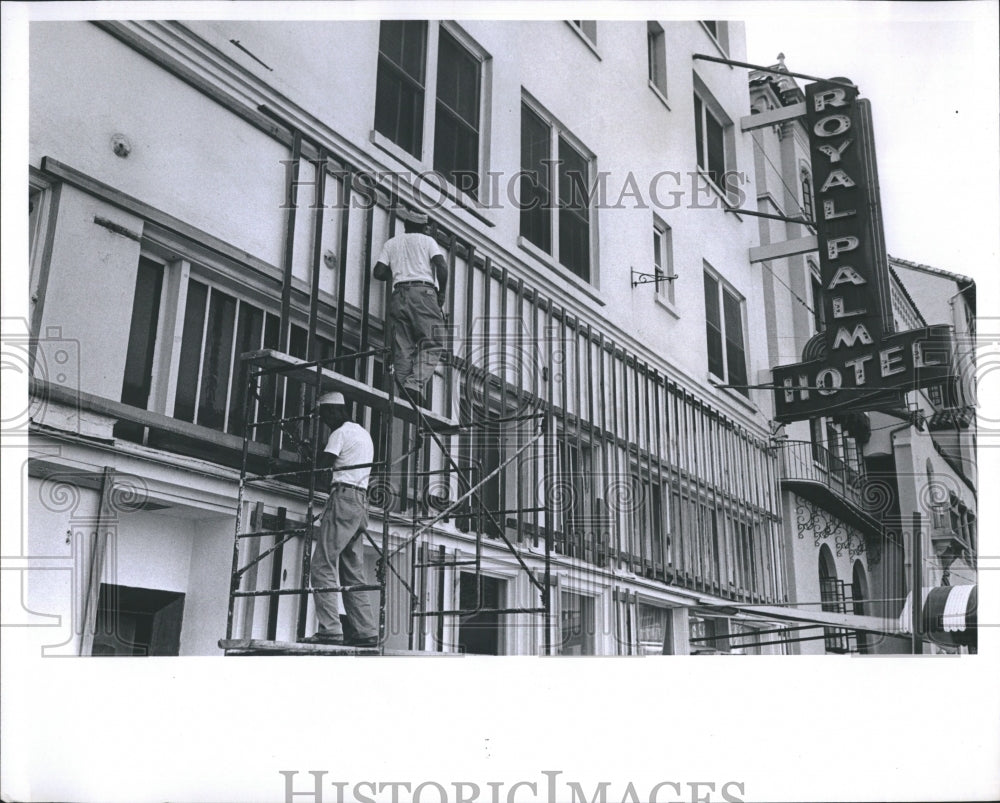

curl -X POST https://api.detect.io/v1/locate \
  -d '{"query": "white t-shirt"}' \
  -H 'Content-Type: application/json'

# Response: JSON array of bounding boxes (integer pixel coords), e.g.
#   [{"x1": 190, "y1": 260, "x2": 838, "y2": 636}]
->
[
  {"x1": 375, "y1": 232, "x2": 445, "y2": 289},
  {"x1": 324, "y1": 421, "x2": 374, "y2": 489}
]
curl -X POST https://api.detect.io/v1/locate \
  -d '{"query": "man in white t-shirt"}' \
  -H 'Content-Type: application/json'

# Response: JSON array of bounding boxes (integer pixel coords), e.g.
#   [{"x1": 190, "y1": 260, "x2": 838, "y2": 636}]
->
[
  {"x1": 373, "y1": 208, "x2": 449, "y2": 408},
  {"x1": 302, "y1": 392, "x2": 378, "y2": 647}
]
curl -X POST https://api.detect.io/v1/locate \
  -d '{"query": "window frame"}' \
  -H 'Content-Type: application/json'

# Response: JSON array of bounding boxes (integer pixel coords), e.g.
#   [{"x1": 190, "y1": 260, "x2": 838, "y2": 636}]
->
[
  {"x1": 703, "y1": 264, "x2": 748, "y2": 396},
  {"x1": 567, "y1": 20, "x2": 599, "y2": 56},
  {"x1": 646, "y1": 22, "x2": 669, "y2": 104},
  {"x1": 692, "y1": 77, "x2": 736, "y2": 201},
  {"x1": 372, "y1": 21, "x2": 492, "y2": 204},
  {"x1": 518, "y1": 94, "x2": 598, "y2": 286},
  {"x1": 652, "y1": 215, "x2": 677, "y2": 309},
  {"x1": 699, "y1": 21, "x2": 729, "y2": 56}
]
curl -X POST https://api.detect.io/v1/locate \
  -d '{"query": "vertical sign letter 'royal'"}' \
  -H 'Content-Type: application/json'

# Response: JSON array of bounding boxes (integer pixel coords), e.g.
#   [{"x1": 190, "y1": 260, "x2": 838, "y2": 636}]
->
[
  {"x1": 807, "y1": 79, "x2": 893, "y2": 358},
  {"x1": 770, "y1": 79, "x2": 955, "y2": 422}
]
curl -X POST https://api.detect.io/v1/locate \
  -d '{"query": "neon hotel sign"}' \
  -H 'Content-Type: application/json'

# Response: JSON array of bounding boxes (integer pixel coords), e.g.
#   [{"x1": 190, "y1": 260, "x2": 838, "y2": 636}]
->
[{"x1": 772, "y1": 79, "x2": 954, "y2": 422}]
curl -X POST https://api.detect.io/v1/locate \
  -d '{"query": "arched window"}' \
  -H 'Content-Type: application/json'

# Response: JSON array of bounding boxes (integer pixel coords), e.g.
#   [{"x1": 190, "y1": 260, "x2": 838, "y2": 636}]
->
[
  {"x1": 801, "y1": 170, "x2": 814, "y2": 221},
  {"x1": 818, "y1": 545, "x2": 847, "y2": 653}
]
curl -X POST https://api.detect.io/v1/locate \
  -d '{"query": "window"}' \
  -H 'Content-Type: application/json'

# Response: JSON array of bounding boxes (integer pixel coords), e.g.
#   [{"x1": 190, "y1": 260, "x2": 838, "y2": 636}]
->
[
  {"x1": 689, "y1": 614, "x2": 726, "y2": 654},
  {"x1": 434, "y1": 28, "x2": 483, "y2": 194},
  {"x1": 115, "y1": 257, "x2": 164, "y2": 442},
  {"x1": 637, "y1": 603, "x2": 669, "y2": 655},
  {"x1": 647, "y1": 22, "x2": 667, "y2": 98},
  {"x1": 728, "y1": 622, "x2": 762, "y2": 655},
  {"x1": 703, "y1": 268, "x2": 747, "y2": 395},
  {"x1": 569, "y1": 20, "x2": 597, "y2": 46},
  {"x1": 375, "y1": 22, "x2": 487, "y2": 196},
  {"x1": 558, "y1": 438, "x2": 606, "y2": 554},
  {"x1": 118, "y1": 259, "x2": 337, "y2": 456},
  {"x1": 700, "y1": 21, "x2": 728, "y2": 54},
  {"x1": 630, "y1": 471, "x2": 667, "y2": 566},
  {"x1": 458, "y1": 573, "x2": 505, "y2": 655},
  {"x1": 519, "y1": 99, "x2": 595, "y2": 282},
  {"x1": 801, "y1": 170, "x2": 814, "y2": 221},
  {"x1": 694, "y1": 89, "x2": 729, "y2": 191},
  {"x1": 653, "y1": 218, "x2": 676, "y2": 304},
  {"x1": 559, "y1": 591, "x2": 596, "y2": 654},
  {"x1": 92, "y1": 584, "x2": 185, "y2": 656},
  {"x1": 374, "y1": 21, "x2": 427, "y2": 160}
]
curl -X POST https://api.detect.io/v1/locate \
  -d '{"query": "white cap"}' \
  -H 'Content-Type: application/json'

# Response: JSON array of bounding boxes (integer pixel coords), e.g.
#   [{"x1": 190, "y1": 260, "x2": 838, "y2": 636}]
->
[
  {"x1": 394, "y1": 207, "x2": 428, "y2": 225},
  {"x1": 316, "y1": 391, "x2": 346, "y2": 407}
]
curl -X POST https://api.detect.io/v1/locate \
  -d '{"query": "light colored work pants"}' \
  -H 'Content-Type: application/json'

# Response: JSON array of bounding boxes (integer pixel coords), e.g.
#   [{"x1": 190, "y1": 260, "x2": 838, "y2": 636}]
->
[
  {"x1": 310, "y1": 485, "x2": 377, "y2": 638},
  {"x1": 390, "y1": 284, "x2": 446, "y2": 392}
]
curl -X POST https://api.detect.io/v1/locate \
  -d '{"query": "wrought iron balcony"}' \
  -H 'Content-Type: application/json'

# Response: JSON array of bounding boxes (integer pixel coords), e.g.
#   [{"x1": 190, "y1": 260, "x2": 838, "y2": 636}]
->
[{"x1": 776, "y1": 440, "x2": 879, "y2": 536}]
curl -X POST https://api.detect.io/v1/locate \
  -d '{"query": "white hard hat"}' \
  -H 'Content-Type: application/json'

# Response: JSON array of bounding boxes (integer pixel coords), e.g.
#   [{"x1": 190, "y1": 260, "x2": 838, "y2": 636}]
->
[{"x1": 316, "y1": 391, "x2": 346, "y2": 407}]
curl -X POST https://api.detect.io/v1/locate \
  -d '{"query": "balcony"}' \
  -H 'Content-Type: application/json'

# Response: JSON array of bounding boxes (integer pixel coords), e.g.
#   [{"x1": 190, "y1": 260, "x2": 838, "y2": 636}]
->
[{"x1": 776, "y1": 440, "x2": 879, "y2": 535}]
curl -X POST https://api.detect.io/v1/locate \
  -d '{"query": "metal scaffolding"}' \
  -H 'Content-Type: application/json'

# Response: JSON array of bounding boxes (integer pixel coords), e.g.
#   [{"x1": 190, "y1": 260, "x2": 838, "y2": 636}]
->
[{"x1": 216, "y1": 113, "x2": 789, "y2": 657}]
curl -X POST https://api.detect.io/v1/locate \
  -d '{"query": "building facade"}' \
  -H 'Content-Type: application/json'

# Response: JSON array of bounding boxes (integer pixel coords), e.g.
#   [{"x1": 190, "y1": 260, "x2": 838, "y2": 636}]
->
[{"x1": 27, "y1": 20, "x2": 961, "y2": 657}]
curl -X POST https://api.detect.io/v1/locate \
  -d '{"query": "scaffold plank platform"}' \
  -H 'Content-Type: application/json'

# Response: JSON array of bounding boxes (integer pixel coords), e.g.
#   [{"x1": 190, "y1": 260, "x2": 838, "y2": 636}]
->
[
  {"x1": 243, "y1": 349, "x2": 458, "y2": 430},
  {"x1": 218, "y1": 638, "x2": 432, "y2": 656}
]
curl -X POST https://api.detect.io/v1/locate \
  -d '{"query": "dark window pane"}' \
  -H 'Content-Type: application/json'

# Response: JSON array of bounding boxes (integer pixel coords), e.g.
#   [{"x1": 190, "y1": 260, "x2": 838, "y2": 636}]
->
[
  {"x1": 378, "y1": 21, "x2": 426, "y2": 81},
  {"x1": 703, "y1": 273, "x2": 724, "y2": 379},
  {"x1": 196, "y1": 288, "x2": 236, "y2": 430},
  {"x1": 374, "y1": 21, "x2": 426, "y2": 158},
  {"x1": 434, "y1": 109, "x2": 480, "y2": 195},
  {"x1": 227, "y1": 302, "x2": 264, "y2": 437},
  {"x1": 174, "y1": 280, "x2": 208, "y2": 423},
  {"x1": 706, "y1": 110, "x2": 726, "y2": 186},
  {"x1": 723, "y1": 289, "x2": 747, "y2": 394},
  {"x1": 558, "y1": 136, "x2": 591, "y2": 280},
  {"x1": 458, "y1": 573, "x2": 503, "y2": 655},
  {"x1": 694, "y1": 94, "x2": 704, "y2": 169},
  {"x1": 519, "y1": 104, "x2": 552, "y2": 253},
  {"x1": 116, "y1": 257, "x2": 163, "y2": 441},
  {"x1": 703, "y1": 20, "x2": 718, "y2": 38},
  {"x1": 436, "y1": 30, "x2": 479, "y2": 127}
]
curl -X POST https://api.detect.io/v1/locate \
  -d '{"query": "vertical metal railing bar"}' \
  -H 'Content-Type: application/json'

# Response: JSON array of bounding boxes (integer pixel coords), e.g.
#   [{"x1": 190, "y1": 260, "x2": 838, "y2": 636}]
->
[
  {"x1": 725, "y1": 422, "x2": 744, "y2": 600},
  {"x1": 598, "y1": 332, "x2": 609, "y2": 565},
  {"x1": 642, "y1": 361, "x2": 658, "y2": 576},
  {"x1": 272, "y1": 130, "x2": 302, "y2": 461},
  {"x1": 651, "y1": 371, "x2": 668, "y2": 578},
  {"x1": 306, "y1": 150, "x2": 328, "y2": 364},
  {"x1": 379, "y1": 266, "x2": 396, "y2": 656},
  {"x1": 514, "y1": 275, "x2": 526, "y2": 546},
  {"x1": 572, "y1": 315, "x2": 584, "y2": 560},
  {"x1": 681, "y1": 389, "x2": 698, "y2": 589},
  {"x1": 358, "y1": 182, "x2": 375, "y2": 385},
  {"x1": 608, "y1": 339, "x2": 621, "y2": 569},
  {"x1": 557, "y1": 304, "x2": 570, "y2": 559},
  {"x1": 706, "y1": 415, "x2": 723, "y2": 593},
  {"x1": 444, "y1": 234, "x2": 459, "y2": 424},
  {"x1": 498, "y1": 264, "x2": 510, "y2": 551},
  {"x1": 620, "y1": 350, "x2": 634, "y2": 573},
  {"x1": 585, "y1": 322, "x2": 597, "y2": 566},
  {"x1": 543, "y1": 320, "x2": 555, "y2": 656},
  {"x1": 333, "y1": 170, "x2": 354, "y2": 378},
  {"x1": 462, "y1": 244, "x2": 477, "y2": 537}
]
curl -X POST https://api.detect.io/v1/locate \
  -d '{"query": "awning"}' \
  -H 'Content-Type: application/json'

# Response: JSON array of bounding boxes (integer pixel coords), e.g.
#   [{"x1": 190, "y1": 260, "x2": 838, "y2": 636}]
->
[{"x1": 898, "y1": 584, "x2": 977, "y2": 649}]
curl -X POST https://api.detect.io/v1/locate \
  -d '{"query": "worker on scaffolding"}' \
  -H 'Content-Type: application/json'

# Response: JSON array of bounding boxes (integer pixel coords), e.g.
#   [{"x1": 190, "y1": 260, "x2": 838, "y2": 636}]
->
[
  {"x1": 302, "y1": 391, "x2": 378, "y2": 647},
  {"x1": 373, "y1": 207, "x2": 449, "y2": 409}
]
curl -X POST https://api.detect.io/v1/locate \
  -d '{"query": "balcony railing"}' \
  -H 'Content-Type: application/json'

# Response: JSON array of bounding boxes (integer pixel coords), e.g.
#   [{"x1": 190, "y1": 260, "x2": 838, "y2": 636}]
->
[{"x1": 777, "y1": 440, "x2": 864, "y2": 510}]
